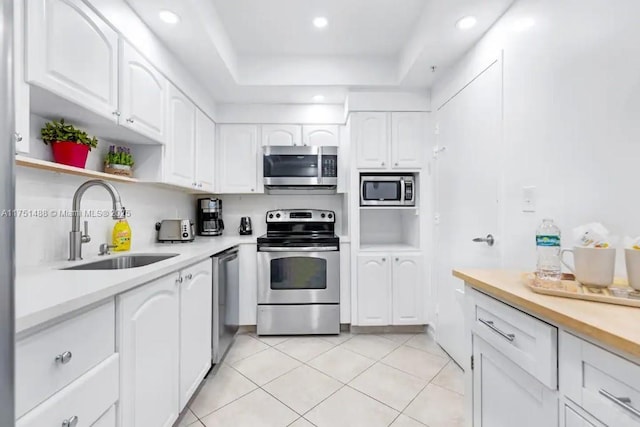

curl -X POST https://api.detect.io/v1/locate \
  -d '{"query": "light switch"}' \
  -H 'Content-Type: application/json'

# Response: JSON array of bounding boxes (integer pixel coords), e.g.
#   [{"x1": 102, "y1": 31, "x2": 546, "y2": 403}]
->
[{"x1": 522, "y1": 186, "x2": 536, "y2": 212}]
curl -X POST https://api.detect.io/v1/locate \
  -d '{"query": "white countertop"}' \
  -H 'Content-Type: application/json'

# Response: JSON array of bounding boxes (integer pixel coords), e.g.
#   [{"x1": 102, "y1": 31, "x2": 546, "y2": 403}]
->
[{"x1": 16, "y1": 236, "x2": 256, "y2": 334}]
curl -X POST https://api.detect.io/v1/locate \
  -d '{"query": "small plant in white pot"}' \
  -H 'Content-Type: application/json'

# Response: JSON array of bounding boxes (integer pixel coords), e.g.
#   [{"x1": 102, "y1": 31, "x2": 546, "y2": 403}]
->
[{"x1": 104, "y1": 145, "x2": 134, "y2": 177}]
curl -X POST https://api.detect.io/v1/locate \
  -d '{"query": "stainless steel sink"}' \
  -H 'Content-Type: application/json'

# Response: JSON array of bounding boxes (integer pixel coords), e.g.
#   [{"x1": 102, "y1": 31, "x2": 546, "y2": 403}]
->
[{"x1": 62, "y1": 254, "x2": 179, "y2": 270}]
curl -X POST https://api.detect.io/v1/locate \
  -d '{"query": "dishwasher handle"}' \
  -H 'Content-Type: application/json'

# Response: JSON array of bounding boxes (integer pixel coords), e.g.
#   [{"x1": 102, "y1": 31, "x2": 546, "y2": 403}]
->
[{"x1": 214, "y1": 247, "x2": 239, "y2": 262}]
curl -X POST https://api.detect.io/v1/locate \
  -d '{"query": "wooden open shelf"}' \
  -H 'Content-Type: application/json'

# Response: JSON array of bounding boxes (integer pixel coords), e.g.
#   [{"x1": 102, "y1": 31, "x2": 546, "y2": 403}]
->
[{"x1": 15, "y1": 155, "x2": 139, "y2": 184}]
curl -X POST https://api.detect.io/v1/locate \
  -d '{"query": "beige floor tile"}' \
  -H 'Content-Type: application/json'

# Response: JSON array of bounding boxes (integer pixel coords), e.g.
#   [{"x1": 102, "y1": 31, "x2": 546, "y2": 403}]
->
[
  {"x1": 319, "y1": 333, "x2": 353, "y2": 345},
  {"x1": 232, "y1": 348, "x2": 302, "y2": 386},
  {"x1": 390, "y1": 414, "x2": 426, "y2": 427},
  {"x1": 405, "y1": 334, "x2": 449, "y2": 358},
  {"x1": 349, "y1": 363, "x2": 427, "y2": 411},
  {"x1": 404, "y1": 384, "x2": 465, "y2": 427},
  {"x1": 199, "y1": 389, "x2": 298, "y2": 427},
  {"x1": 376, "y1": 333, "x2": 415, "y2": 344},
  {"x1": 382, "y1": 345, "x2": 448, "y2": 381},
  {"x1": 224, "y1": 334, "x2": 269, "y2": 364},
  {"x1": 305, "y1": 386, "x2": 399, "y2": 427},
  {"x1": 263, "y1": 365, "x2": 342, "y2": 414},
  {"x1": 432, "y1": 361, "x2": 464, "y2": 395},
  {"x1": 340, "y1": 334, "x2": 399, "y2": 360},
  {"x1": 288, "y1": 418, "x2": 315, "y2": 427},
  {"x1": 175, "y1": 408, "x2": 201, "y2": 426},
  {"x1": 189, "y1": 364, "x2": 257, "y2": 418},
  {"x1": 253, "y1": 334, "x2": 291, "y2": 346},
  {"x1": 275, "y1": 337, "x2": 335, "y2": 362},
  {"x1": 308, "y1": 346, "x2": 375, "y2": 383}
]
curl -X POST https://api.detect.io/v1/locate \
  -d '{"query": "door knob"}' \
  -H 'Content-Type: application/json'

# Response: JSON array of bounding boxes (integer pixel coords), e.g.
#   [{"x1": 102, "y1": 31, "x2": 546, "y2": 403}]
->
[{"x1": 472, "y1": 234, "x2": 495, "y2": 246}]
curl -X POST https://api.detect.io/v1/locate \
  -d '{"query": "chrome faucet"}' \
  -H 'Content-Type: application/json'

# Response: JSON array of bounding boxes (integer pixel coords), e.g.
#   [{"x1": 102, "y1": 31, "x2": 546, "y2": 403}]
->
[{"x1": 69, "y1": 180, "x2": 125, "y2": 261}]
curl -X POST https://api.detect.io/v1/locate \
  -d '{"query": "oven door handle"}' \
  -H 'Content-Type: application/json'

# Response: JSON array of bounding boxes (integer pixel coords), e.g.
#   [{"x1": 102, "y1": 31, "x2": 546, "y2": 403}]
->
[{"x1": 259, "y1": 246, "x2": 339, "y2": 252}]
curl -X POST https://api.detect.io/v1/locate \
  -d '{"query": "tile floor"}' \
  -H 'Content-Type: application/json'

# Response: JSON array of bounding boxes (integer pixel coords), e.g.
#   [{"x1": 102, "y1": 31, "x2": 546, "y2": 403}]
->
[{"x1": 178, "y1": 332, "x2": 464, "y2": 427}]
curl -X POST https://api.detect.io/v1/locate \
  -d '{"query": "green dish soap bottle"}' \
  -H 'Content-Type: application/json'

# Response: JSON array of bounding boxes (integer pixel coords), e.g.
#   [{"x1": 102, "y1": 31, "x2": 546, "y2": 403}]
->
[{"x1": 112, "y1": 208, "x2": 132, "y2": 252}]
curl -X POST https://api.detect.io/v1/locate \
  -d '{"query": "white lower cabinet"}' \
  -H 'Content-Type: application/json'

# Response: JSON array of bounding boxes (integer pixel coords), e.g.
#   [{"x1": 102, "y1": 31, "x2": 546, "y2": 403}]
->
[
  {"x1": 356, "y1": 253, "x2": 423, "y2": 326},
  {"x1": 472, "y1": 335, "x2": 558, "y2": 427},
  {"x1": 562, "y1": 402, "x2": 602, "y2": 427},
  {"x1": 118, "y1": 259, "x2": 213, "y2": 427}
]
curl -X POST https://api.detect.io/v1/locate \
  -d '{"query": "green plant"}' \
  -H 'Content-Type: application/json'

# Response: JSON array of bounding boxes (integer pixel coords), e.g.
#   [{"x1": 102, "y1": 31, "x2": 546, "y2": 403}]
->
[
  {"x1": 105, "y1": 145, "x2": 134, "y2": 167},
  {"x1": 40, "y1": 119, "x2": 98, "y2": 150}
]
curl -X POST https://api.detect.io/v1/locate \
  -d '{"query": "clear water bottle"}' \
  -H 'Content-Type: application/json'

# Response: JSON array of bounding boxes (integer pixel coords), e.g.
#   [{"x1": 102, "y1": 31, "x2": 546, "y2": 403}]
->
[{"x1": 536, "y1": 219, "x2": 562, "y2": 281}]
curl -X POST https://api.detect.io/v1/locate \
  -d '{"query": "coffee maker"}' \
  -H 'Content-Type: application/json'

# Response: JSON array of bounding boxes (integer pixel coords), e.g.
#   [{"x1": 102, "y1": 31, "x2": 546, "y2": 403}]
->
[{"x1": 197, "y1": 198, "x2": 224, "y2": 236}]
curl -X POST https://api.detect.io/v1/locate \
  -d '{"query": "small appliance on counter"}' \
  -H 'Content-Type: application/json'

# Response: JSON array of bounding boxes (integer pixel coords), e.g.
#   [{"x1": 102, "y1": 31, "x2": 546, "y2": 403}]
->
[
  {"x1": 197, "y1": 198, "x2": 224, "y2": 236},
  {"x1": 155, "y1": 219, "x2": 195, "y2": 243},
  {"x1": 239, "y1": 216, "x2": 252, "y2": 235}
]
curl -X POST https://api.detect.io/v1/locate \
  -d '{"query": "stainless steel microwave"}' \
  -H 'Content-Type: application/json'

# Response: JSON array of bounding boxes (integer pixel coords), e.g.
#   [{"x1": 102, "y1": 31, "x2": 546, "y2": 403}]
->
[
  {"x1": 360, "y1": 174, "x2": 416, "y2": 206},
  {"x1": 263, "y1": 146, "x2": 338, "y2": 192}
]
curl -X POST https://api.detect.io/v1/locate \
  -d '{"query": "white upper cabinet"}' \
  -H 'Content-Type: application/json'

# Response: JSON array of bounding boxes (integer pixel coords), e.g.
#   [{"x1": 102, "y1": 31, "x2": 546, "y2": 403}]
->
[
  {"x1": 179, "y1": 260, "x2": 212, "y2": 409},
  {"x1": 354, "y1": 112, "x2": 389, "y2": 169},
  {"x1": 356, "y1": 254, "x2": 391, "y2": 326},
  {"x1": 392, "y1": 254, "x2": 423, "y2": 325},
  {"x1": 119, "y1": 41, "x2": 168, "y2": 143},
  {"x1": 217, "y1": 125, "x2": 259, "y2": 194},
  {"x1": 194, "y1": 109, "x2": 216, "y2": 192},
  {"x1": 26, "y1": 0, "x2": 118, "y2": 119},
  {"x1": 262, "y1": 125, "x2": 302, "y2": 146},
  {"x1": 303, "y1": 125, "x2": 340, "y2": 146},
  {"x1": 165, "y1": 84, "x2": 196, "y2": 188},
  {"x1": 391, "y1": 113, "x2": 426, "y2": 169}
]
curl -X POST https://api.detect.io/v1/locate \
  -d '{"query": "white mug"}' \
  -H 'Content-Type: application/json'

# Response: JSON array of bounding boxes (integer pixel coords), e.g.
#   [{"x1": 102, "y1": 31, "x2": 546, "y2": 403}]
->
[
  {"x1": 625, "y1": 249, "x2": 640, "y2": 290},
  {"x1": 561, "y1": 247, "x2": 616, "y2": 288}
]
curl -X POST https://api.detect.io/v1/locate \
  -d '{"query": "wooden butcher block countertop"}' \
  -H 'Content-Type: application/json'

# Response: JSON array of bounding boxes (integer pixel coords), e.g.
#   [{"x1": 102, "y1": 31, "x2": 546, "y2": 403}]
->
[{"x1": 453, "y1": 269, "x2": 640, "y2": 360}]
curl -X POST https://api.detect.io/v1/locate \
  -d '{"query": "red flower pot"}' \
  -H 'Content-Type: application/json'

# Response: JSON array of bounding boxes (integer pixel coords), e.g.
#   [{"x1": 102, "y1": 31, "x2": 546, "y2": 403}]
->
[{"x1": 51, "y1": 141, "x2": 90, "y2": 168}]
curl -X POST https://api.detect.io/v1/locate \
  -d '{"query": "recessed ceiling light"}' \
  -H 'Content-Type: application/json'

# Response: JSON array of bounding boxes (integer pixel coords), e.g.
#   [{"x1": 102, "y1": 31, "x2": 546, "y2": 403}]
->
[
  {"x1": 312, "y1": 95, "x2": 325, "y2": 102},
  {"x1": 456, "y1": 16, "x2": 477, "y2": 30},
  {"x1": 159, "y1": 10, "x2": 180, "y2": 24},
  {"x1": 313, "y1": 17, "x2": 328, "y2": 29},
  {"x1": 513, "y1": 17, "x2": 535, "y2": 32}
]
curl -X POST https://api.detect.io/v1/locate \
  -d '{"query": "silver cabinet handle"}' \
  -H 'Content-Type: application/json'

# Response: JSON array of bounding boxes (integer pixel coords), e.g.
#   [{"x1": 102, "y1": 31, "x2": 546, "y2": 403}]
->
[
  {"x1": 176, "y1": 276, "x2": 183, "y2": 284},
  {"x1": 14, "y1": 132, "x2": 22, "y2": 142},
  {"x1": 599, "y1": 389, "x2": 640, "y2": 418},
  {"x1": 185, "y1": 273, "x2": 193, "y2": 280},
  {"x1": 55, "y1": 351, "x2": 73, "y2": 364},
  {"x1": 62, "y1": 415, "x2": 78, "y2": 427},
  {"x1": 251, "y1": 188, "x2": 255, "y2": 192},
  {"x1": 126, "y1": 118, "x2": 134, "y2": 123},
  {"x1": 395, "y1": 162, "x2": 399, "y2": 166},
  {"x1": 381, "y1": 162, "x2": 385, "y2": 166},
  {"x1": 472, "y1": 234, "x2": 495, "y2": 246},
  {"x1": 112, "y1": 111, "x2": 121, "y2": 117},
  {"x1": 478, "y1": 318, "x2": 515, "y2": 342},
  {"x1": 382, "y1": 257, "x2": 386, "y2": 262}
]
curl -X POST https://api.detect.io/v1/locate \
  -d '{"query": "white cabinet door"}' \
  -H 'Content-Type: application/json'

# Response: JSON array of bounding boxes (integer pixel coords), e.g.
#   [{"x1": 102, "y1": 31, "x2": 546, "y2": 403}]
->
[
  {"x1": 218, "y1": 125, "x2": 259, "y2": 194},
  {"x1": 391, "y1": 112, "x2": 426, "y2": 169},
  {"x1": 26, "y1": 0, "x2": 118, "y2": 119},
  {"x1": 356, "y1": 254, "x2": 391, "y2": 326},
  {"x1": 303, "y1": 125, "x2": 340, "y2": 146},
  {"x1": 262, "y1": 125, "x2": 301, "y2": 146},
  {"x1": 195, "y1": 109, "x2": 216, "y2": 192},
  {"x1": 340, "y1": 242, "x2": 351, "y2": 324},
  {"x1": 472, "y1": 336, "x2": 558, "y2": 427},
  {"x1": 166, "y1": 84, "x2": 196, "y2": 188},
  {"x1": 14, "y1": 0, "x2": 30, "y2": 153},
  {"x1": 118, "y1": 274, "x2": 180, "y2": 427},
  {"x1": 354, "y1": 112, "x2": 389, "y2": 169},
  {"x1": 392, "y1": 254, "x2": 423, "y2": 325},
  {"x1": 119, "y1": 41, "x2": 168, "y2": 143},
  {"x1": 179, "y1": 260, "x2": 212, "y2": 409},
  {"x1": 563, "y1": 405, "x2": 598, "y2": 427}
]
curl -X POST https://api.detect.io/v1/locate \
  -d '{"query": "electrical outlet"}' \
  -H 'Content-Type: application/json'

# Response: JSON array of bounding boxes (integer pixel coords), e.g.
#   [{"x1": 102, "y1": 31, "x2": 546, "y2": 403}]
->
[{"x1": 522, "y1": 186, "x2": 536, "y2": 212}]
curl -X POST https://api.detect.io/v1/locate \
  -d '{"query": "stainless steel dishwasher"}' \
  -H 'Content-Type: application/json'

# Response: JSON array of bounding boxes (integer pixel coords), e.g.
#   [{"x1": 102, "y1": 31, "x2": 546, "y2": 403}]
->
[{"x1": 212, "y1": 247, "x2": 240, "y2": 364}]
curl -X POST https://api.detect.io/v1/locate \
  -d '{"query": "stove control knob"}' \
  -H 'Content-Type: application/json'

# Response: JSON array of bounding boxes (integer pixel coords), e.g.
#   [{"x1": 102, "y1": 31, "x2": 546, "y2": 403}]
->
[
  {"x1": 268, "y1": 214, "x2": 274, "y2": 219},
  {"x1": 276, "y1": 213, "x2": 281, "y2": 218},
  {"x1": 328, "y1": 213, "x2": 333, "y2": 219},
  {"x1": 321, "y1": 213, "x2": 326, "y2": 218}
]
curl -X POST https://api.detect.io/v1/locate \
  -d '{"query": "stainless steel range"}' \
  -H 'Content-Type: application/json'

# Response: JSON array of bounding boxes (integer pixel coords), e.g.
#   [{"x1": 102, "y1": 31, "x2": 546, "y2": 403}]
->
[{"x1": 257, "y1": 209, "x2": 340, "y2": 335}]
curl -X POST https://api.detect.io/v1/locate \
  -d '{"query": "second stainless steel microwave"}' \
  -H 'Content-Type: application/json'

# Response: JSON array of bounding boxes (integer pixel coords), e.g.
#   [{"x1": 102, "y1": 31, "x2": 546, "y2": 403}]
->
[
  {"x1": 360, "y1": 174, "x2": 416, "y2": 206},
  {"x1": 263, "y1": 146, "x2": 338, "y2": 190}
]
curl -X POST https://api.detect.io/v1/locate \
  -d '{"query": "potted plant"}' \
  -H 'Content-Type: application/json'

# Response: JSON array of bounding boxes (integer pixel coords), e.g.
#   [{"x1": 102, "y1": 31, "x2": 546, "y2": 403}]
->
[
  {"x1": 40, "y1": 119, "x2": 98, "y2": 168},
  {"x1": 104, "y1": 145, "x2": 134, "y2": 177}
]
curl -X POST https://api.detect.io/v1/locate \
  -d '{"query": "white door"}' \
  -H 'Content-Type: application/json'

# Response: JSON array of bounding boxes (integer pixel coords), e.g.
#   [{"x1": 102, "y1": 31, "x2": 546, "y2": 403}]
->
[
  {"x1": 179, "y1": 261, "x2": 212, "y2": 409},
  {"x1": 391, "y1": 113, "x2": 426, "y2": 169},
  {"x1": 118, "y1": 274, "x2": 180, "y2": 427},
  {"x1": 435, "y1": 60, "x2": 503, "y2": 367},
  {"x1": 119, "y1": 41, "x2": 168, "y2": 143},
  {"x1": 261, "y1": 125, "x2": 301, "y2": 146},
  {"x1": 166, "y1": 84, "x2": 196, "y2": 188},
  {"x1": 356, "y1": 254, "x2": 391, "y2": 326},
  {"x1": 392, "y1": 254, "x2": 423, "y2": 325},
  {"x1": 26, "y1": 0, "x2": 118, "y2": 119},
  {"x1": 217, "y1": 125, "x2": 259, "y2": 193},
  {"x1": 194, "y1": 109, "x2": 215, "y2": 192},
  {"x1": 303, "y1": 125, "x2": 340, "y2": 146},
  {"x1": 473, "y1": 336, "x2": 558, "y2": 427},
  {"x1": 354, "y1": 112, "x2": 389, "y2": 169}
]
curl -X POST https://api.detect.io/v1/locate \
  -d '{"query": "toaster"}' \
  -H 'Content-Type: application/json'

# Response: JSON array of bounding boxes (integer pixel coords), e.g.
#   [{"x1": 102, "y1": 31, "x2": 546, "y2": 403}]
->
[{"x1": 155, "y1": 219, "x2": 195, "y2": 243}]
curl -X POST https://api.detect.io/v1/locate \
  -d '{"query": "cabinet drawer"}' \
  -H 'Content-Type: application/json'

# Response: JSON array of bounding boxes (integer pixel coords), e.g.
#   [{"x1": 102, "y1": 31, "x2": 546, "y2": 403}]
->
[
  {"x1": 16, "y1": 300, "x2": 115, "y2": 417},
  {"x1": 470, "y1": 289, "x2": 558, "y2": 389},
  {"x1": 561, "y1": 331, "x2": 640, "y2": 426},
  {"x1": 17, "y1": 354, "x2": 119, "y2": 427}
]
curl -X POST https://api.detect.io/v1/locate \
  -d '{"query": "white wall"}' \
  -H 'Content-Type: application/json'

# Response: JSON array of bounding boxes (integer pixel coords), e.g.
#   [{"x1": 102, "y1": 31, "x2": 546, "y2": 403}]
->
[{"x1": 432, "y1": 0, "x2": 640, "y2": 275}]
